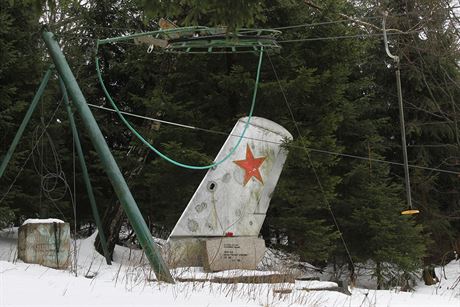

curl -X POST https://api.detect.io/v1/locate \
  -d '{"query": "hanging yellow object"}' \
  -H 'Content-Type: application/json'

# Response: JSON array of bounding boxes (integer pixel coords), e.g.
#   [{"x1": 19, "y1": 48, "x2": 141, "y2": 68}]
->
[{"x1": 401, "y1": 209, "x2": 420, "y2": 215}]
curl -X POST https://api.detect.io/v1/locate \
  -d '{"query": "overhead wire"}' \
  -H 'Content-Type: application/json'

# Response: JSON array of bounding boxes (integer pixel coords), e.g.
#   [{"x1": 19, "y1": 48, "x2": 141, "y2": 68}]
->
[
  {"x1": 54, "y1": 28, "x2": 422, "y2": 44},
  {"x1": 0, "y1": 97, "x2": 66, "y2": 207},
  {"x1": 277, "y1": 30, "x2": 424, "y2": 43},
  {"x1": 271, "y1": 11, "x2": 433, "y2": 31},
  {"x1": 87, "y1": 103, "x2": 460, "y2": 177},
  {"x1": 272, "y1": 16, "x2": 382, "y2": 30}
]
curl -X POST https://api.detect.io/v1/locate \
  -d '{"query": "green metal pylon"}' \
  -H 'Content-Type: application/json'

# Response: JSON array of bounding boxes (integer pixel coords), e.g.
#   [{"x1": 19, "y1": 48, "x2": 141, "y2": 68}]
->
[
  {"x1": 42, "y1": 29, "x2": 174, "y2": 283},
  {"x1": 0, "y1": 67, "x2": 53, "y2": 179}
]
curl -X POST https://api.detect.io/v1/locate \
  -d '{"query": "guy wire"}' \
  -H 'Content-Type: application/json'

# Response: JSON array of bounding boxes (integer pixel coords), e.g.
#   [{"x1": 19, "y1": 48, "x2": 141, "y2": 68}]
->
[{"x1": 267, "y1": 52, "x2": 356, "y2": 272}]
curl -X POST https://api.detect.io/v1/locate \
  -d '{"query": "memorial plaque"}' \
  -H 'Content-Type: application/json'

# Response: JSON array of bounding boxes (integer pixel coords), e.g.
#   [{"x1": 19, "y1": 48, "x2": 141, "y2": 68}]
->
[
  {"x1": 18, "y1": 219, "x2": 70, "y2": 269},
  {"x1": 203, "y1": 237, "x2": 265, "y2": 272}
]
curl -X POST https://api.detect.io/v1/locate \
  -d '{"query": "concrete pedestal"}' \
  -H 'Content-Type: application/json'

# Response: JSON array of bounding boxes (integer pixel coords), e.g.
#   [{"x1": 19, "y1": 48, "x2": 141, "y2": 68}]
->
[
  {"x1": 18, "y1": 219, "x2": 70, "y2": 269},
  {"x1": 165, "y1": 236, "x2": 265, "y2": 272},
  {"x1": 203, "y1": 237, "x2": 265, "y2": 272},
  {"x1": 165, "y1": 237, "x2": 205, "y2": 267}
]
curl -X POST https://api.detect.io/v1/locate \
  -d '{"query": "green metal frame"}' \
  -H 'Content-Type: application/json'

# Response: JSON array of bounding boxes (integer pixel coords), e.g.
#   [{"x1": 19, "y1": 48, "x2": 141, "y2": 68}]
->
[
  {"x1": 97, "y1": 26, "x2": 281, "y2": 54},
  {"x1": 42, "y1": 29, "x2": 174, "y2": 283},
  {"x1": 97, "y1": 26, "x2": 209, "y2": 45}
]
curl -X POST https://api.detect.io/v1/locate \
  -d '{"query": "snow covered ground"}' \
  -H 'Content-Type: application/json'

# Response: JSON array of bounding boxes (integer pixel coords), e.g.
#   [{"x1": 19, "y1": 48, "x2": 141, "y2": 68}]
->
[{"x1": 0, "y1": 227, "x2": 459, "y2": 307}]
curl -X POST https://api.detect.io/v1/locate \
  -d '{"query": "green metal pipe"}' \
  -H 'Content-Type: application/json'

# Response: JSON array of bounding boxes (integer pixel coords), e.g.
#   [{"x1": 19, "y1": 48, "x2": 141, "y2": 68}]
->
[
  {"x1": 42, "y1": 29, "x2": 174, "y2": 283},
  {"x1": 382, "y1": 14, "x2": 413, "y2": 210},
  {"x1": 97, "y1": 26, "x2": 206, "y2": 45},
  {"x1": 59, "y1": 78, "x2": 112, "y2": 265},
  {"x1": 0, "y1": 67, "x2": 53, "y2": 179}
]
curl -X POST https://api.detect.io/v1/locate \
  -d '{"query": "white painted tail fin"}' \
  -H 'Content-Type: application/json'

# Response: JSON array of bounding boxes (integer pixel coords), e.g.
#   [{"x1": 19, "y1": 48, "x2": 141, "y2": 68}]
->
[{"x1": 169, "y1": 117, "x2": 292, "y2": 238}]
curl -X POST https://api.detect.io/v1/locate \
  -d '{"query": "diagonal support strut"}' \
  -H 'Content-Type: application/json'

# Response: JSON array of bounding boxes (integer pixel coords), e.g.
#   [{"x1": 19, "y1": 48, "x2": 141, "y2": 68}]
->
[{"x1": 0, "y1": 66, "x2": 53, "y2": 179}]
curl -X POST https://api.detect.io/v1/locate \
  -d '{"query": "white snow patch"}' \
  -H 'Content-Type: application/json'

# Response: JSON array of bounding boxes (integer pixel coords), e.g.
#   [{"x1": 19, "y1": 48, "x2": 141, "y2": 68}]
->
[
  {"x1": 295, "y1": 280, "x2": 338, "y2": 289},
  {"x1": 22, "y1": 218, "x2": 65, "y2": 225}
]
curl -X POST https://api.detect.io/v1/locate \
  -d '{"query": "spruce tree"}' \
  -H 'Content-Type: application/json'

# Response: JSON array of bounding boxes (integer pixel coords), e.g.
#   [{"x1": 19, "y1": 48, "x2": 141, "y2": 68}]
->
[
  {"x1": 259, "y1": 0, "x2": 363, "y2": 263},
  {"x1": 0, "y1": 0, "x2": 46, "y2": 224}
]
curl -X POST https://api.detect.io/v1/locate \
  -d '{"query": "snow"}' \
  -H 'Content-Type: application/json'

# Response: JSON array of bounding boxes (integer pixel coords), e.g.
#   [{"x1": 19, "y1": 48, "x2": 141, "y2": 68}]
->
[
  {"x1": 415, "y1": 260, "x2": 460, "y2": 299},
  {"x1": 22, "y1": 218, "x2": 65, "y2": 225},
  {"x1": 295, "y1": 280, "x2": 339, "y2": 289},
  {"x1": 0, "y1": 227, "x2": 459, "y2": 307}
]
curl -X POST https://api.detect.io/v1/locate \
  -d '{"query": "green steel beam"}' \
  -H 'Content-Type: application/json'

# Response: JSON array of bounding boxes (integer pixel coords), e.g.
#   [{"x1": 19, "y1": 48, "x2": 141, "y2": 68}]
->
[
  {"x1": 42, "y1": 29, "x2": 174, "y2": 283},
  {"x1": 59, "y1": 78, "x2": 112, "y2": 265},
  {"x1": 0, "y1": 67, "x2": 53, "y2": 179}
]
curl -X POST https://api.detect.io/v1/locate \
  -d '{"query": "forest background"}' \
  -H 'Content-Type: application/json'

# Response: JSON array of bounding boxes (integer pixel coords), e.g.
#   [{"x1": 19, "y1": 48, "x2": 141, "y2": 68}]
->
[{"x1": 0, "y1": 0, "x2": 459, "y2": 289}]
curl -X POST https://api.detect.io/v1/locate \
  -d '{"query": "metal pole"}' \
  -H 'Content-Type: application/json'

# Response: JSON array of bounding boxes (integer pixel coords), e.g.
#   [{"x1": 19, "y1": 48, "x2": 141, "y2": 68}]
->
[
  {"x1": 59, "y1": 79, "x2": 112, "y2": 265},
  {"x1": 0, "y1": 67, "x2": 53, "y2": 179},
  {"x1": 382, "y1": 13, "x2": 413, "y2": 210},
  {"x1": 42, "y1": 29, "x2": 174, "y2": 283},
  {"x1": 394, "y1": 68, "x2": 413, "y2": 209}
]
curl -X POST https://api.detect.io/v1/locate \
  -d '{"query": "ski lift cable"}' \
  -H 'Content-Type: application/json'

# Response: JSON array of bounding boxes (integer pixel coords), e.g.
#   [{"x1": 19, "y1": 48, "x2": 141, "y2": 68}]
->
[
  {"x1": 277, "y1": 30, "x2": 423, "y2": 43},
  {"x1": 271, "y1": 12, "x2": 418, "y2": 31},
  {"x1": 54, "y1": 28, "x2": 423, "y2": 46},
  {"x1": 86, "y1": 103, "x2": 460, "y2": 177},
  {"x1": 272, "y1": 17, "x2": 380, "y2": 30}
]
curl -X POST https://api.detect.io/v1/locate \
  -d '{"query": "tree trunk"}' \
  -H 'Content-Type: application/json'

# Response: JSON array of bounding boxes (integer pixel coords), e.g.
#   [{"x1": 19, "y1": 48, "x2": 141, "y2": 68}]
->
[
  {"x1": 95, "y1": 201, "x2": 124, "y2": 260},
  {"x1": 376, "y1": 261, "x2": 383, "y2": 290},
  {"x1": 348, "y1": 261, "x2": 356, "y2": 287},
  {"x1": 422, "y1": 266, "x2": 439, "y2": 285},
  {"x1": 94, "y1": 148, "x2": 149, "y2": 259}
]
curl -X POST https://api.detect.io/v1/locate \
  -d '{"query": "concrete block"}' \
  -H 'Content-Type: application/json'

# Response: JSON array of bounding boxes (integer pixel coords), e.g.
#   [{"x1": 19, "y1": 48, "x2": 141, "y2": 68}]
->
[
  {"x1": 203, "y1": 237, "x2": 265, "y2": 272},
  {"x1": 164, "y1": 237, "x2": 205, "y2": 267},
  {"x1": 18, "y1": 219, "x2": 70, "y2": 269}
]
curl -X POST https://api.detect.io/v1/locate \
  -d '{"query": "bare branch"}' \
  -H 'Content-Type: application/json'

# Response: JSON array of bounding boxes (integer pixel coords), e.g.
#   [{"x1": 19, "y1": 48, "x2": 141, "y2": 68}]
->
[{"x1": 303, "y1": 0, "x2": 405, "y2": 33}]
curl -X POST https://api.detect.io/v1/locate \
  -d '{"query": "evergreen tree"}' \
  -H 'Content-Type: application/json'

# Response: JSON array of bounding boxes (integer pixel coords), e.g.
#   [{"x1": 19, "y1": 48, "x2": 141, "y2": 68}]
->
[
  {"x1": 139, "y1": 0, "x2": 265, "y2": 30},
  {"x1": 0, "y1": 0, "x2": 46, "y2": 224},
  {"x1": 259, "y1": 0, "x2": 362, "y2": 263}
]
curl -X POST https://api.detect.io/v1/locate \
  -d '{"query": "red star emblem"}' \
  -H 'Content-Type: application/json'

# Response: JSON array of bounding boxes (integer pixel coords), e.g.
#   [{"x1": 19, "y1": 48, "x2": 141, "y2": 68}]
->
[{"x1": 233, "y1": 145, "x2": 266, "y2": 186}]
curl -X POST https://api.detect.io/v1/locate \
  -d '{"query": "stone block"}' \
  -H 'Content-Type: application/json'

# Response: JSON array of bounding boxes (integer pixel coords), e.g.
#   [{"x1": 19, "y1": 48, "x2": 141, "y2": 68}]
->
[
  {"x1": 18, "y1": 219, "x2": 70, "y2": 269},
  {"x1": 203, "y1": 237, "x2": 265, "y2": 272},
  {"x1": 164, "y1": 237, "x2": 205, "y2": 267}
]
